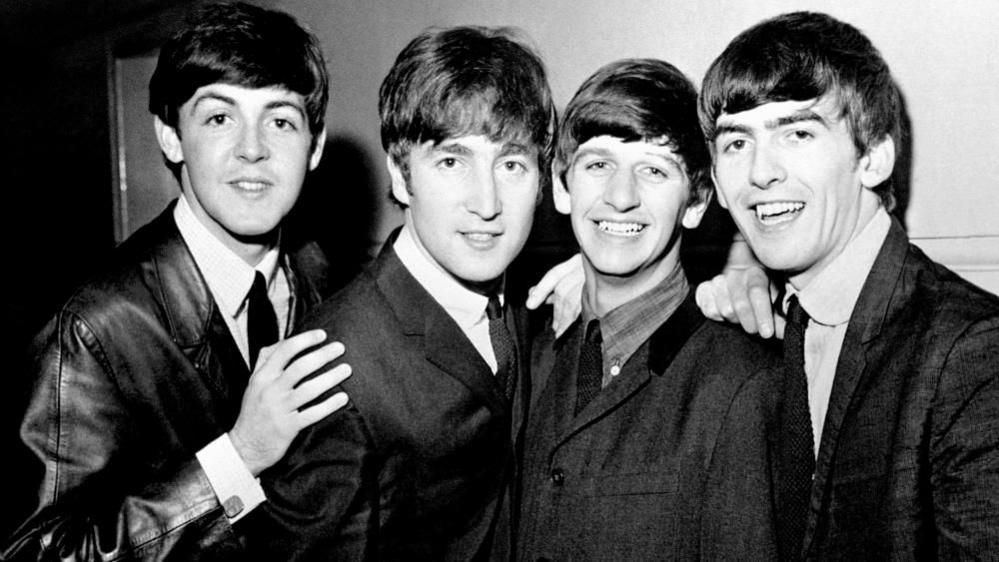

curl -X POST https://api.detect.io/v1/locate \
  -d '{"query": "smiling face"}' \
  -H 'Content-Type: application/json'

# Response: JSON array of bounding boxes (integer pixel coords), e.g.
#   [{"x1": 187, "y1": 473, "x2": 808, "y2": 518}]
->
[
  {"x1": 711, "y1": 96, "x2": 893, "y2": 288},
  {"x1": 556, "y1": 135, "x2": 707, "y2": 295},
  {"x1": 389, "y1": 134, "x2": 540, "y2": 288},
  {"x1": 155, "y1": 83, "x2": 325, "y2": 263}
]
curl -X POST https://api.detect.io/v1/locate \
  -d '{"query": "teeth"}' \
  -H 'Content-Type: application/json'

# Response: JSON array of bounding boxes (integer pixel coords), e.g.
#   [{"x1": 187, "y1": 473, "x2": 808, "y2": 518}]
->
[
  {"x1": 233, "y1": 181, "x2": 268, "y2": 191},
  {"x1": 755, "y1": 201, "x2": 804, "y2": 223},
  {"x1": 465, "y1": 232, "x2": 496, "y2": 241},
  {"x1": 598, "y1": 221, "x2": 644, "y2": 236}
]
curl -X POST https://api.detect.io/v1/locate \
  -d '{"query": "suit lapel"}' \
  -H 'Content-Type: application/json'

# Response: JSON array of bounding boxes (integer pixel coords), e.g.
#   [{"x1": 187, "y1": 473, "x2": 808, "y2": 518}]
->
[
  {"x1": 803, "y1": 219, "x2": 909, "y2": 551},
  {"x1": 147, "y1": 205, "x2": 249, "y2": 418},
  {"x1": 373, "y1": 243, "x2": 508, "y2": 417}
]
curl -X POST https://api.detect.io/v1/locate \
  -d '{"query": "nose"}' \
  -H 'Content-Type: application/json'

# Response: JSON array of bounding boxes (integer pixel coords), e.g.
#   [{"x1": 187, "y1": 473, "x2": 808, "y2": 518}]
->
[
  {"x1": 466, "y1": 166, "x2": 501, "y2": 220},
  {"x1": 235, "y1": 123, "x2": 269, "y2": 163},
  {"x1": 749, "y1": 143, "x2": 785, "y2": 189},
  {"x1": 603, "y1": 169, "x2": 640, "y2": 211}
]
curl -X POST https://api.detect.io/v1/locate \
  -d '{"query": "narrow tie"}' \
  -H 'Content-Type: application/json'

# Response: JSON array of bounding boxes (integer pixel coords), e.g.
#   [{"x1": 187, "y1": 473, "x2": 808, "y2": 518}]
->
[
  {"x1": 247, "y1": 271, "x2": 279, "y2": 371},
  {"x1": 487, "y1": 293, "x2": 516, "y2": 400},
  {"x1": 776, "y1": 295, "x2": 815, "y2": 561},
  {"x1": 574, "y1": 319, "x2": 603, "y2": 416}
]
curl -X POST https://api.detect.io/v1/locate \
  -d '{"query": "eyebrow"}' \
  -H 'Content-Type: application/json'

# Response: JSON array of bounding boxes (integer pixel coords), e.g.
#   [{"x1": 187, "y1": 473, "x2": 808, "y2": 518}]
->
[
  {"x1": 572, "y1": 145, "x2": 681, "y2": 167},
  {"x1": 713, "y1": 108, "x2": 829, "y2": 140},
  {"x1": 189, "y1": 92, "x2": 306, "y2": 119},
  {"x1": 434, "y1": 142, "x2": 473, "y2": 156}
]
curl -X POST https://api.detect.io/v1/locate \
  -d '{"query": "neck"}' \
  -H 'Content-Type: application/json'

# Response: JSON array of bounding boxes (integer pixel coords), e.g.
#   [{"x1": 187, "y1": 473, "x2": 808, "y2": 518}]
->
[{"x1": 583, "y1": 253, "x2": 682, "y2": 317}]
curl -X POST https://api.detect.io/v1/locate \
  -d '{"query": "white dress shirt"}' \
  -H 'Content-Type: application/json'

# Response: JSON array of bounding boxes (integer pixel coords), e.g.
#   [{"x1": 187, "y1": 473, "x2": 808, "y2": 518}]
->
[
  {"x1": 393, "y1": 224, "x2": 502, "y2": 374},
  {"x1": 174, "y1": 194, "x2": 291, "y2": 522}
]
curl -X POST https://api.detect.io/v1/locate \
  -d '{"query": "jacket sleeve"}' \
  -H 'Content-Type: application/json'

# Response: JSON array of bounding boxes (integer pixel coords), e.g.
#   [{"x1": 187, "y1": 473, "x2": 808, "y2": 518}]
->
[
  {"x1": 930, "y1": 316, "x2": 999, "y2": 559},
  {"x1": 2, "y1": 312, "x2": 239, "y2": 562},
  {"x1": 247, "y1": 401, "x2": 375, "y2": 561}
]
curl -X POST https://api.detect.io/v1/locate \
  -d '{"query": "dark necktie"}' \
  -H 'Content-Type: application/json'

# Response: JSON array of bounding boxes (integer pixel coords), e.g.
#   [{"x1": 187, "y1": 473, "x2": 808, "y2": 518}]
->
[
  {"x1": 247, "y1": 271, "x2": 279, "y2": 371},
  {"x1": 776, "y1": 295, "x2": 815, "y2": 561},
  {"x1": 487, "y1": 293, "x2": 515, "y2": 400},
  {"x1": 574, "y1": 319, "x2": 603, "y2": 415}
]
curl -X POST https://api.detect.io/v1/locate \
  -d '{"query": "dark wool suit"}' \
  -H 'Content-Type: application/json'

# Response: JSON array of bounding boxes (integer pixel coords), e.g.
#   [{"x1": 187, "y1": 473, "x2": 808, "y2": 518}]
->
[
  {"x1": 801, "y1": 219, "x2": 999, "y2": 560},
  {"x1": 255, "y1": 238, "x2": 529, "y2": 561},
  {"x1": 3, "y1": 202, "x2": 331, "y2": 561},
  {"x1": 517, "y1": 294, "x2": 782, "y2": 561}
]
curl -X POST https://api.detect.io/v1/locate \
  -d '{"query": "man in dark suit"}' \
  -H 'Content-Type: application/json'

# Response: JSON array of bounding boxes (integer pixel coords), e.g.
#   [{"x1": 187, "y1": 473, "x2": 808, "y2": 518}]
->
[
  {"x1": 252, "y1": 26, "x2": 555, "y2": 560},
  {"x1": 697, "y1": 11, "x2": 999, "y2": 559},
  {"x1": 2, "y1": 4, "x2": 352, "y2": 560},
  {"x1": 517, "y1": 58, "x2": 781, "y2": 561}
]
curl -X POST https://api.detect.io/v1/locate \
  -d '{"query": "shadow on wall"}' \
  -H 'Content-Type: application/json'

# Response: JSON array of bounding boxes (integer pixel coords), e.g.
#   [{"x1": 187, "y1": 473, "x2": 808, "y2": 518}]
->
[{"x1": 285, "y1": 135, "x2": 384, "y2": 294}]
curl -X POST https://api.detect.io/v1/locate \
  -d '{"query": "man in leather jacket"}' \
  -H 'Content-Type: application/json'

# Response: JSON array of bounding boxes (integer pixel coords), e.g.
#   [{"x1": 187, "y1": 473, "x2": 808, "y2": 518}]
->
[{"x1": 2, "y1": 3, "x2": 352, "y2": 560}]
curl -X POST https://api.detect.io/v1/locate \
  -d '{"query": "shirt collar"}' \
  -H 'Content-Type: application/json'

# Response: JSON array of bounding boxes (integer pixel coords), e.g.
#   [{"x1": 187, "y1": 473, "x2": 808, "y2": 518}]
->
[
  {"x1": 174, "y1": 194, "x2": 281, "y2": 320},
  {"x1": 787, "y1": 207, "x2": 891, "y2": 326},
  {"x1": 581, "y1": 264, "x2": 690, "y2": 369},
  {"x1": 393, "y1": 224, "x2": 496, "y2": 331}
]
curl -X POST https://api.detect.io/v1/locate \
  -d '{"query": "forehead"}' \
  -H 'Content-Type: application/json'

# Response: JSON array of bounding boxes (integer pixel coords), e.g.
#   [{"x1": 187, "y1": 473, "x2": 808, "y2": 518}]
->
[
  {"x1": 574, "y1": 134, "x2": 683, "y2": 164},
  {"x1": 715, "y1": 95, "x2": 843, "y2": 131},
  {"x1": 182, "y1": 83, "x2": 306, "y2": 113},
  {"x1": 417, "y1": 134, "x2": 539, "y2": 156}
]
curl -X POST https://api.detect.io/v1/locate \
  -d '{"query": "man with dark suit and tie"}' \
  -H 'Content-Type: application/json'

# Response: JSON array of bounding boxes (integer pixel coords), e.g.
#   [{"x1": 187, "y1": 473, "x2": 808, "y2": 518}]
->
[
  {"x1": 516, "y1": 58, "x2": 782, "y2": 561},
  {"x1": 253, "y1": 25, "x2": 555, "y2": 560},
  {"x1": 697, "y1": 11, "x2": 999, "y2": 559},
  {"x1": 2, "y1": 4, "x2": 353, "y2": 560}
]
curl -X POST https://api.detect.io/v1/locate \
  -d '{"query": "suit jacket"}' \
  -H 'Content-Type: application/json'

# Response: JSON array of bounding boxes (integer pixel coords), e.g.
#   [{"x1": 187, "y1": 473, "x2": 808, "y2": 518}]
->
[
  {"x1": 517, "y1": 294, "x2": 782, "y2": 561},
  {"x1": 801, "y1": 219, "x2": 999, "y2": 560},
  {"x1": 254, "y1": 239, "x2": 531, "y2": 561},
  {"x1": 2, "y1": 202, "x2": 331, "y2": 561}
]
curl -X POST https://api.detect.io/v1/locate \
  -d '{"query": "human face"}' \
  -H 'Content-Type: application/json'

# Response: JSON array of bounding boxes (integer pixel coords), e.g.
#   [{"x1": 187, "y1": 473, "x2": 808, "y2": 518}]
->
[
  {"x1": 555, "y1": 135, "x2": 706, "y2": 294},
  {"x1": 389, "y1": 134, "x2": 540, "y2": 288},
  {"x1": 711, "y1": 96, "x2": 892, "y2": 289},
  {"x1": 155, "y1": 84, "x2": 325, "y2": 263}
]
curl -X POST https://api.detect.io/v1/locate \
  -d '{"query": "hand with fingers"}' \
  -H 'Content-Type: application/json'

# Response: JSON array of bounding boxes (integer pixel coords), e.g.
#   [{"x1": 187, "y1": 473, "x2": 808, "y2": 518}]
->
[
  {"x1": 695, "y1": 265, "x2": 785, "y2": 339},
  {"x1": 526, "y1": 253, "x2": 584, "y2": 338},
  {"x1": 229, "y1": 329, "x2": 351, "y2": 476}
]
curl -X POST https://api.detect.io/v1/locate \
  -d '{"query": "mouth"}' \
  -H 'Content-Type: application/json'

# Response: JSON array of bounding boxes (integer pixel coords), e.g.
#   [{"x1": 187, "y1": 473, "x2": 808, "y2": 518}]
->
[
  {"x1": 752, "y1": 201, "x2": 804, "y2": 225},
  {"x1": 228, "y1": 179, "x2": 273, "y2": 193},
  {"x1": 461, "y1": 231, "x2": 502, "y2": 244},
  {"x1": 595, "y1": 220, "x2": 646, "y2": 237}
]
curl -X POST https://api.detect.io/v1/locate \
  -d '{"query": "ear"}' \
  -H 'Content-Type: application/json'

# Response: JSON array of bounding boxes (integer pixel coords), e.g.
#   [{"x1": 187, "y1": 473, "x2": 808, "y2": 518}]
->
[
  {"x1": 682, "y1": 186, "x2": 712, "y2": 229},
  {"x1": 154, "y1": 116, "x2": 184, "y2": 164},
  {"x1": 552, "y1": 171, "x2": 571, "y2": 215},
  {"x1": 308, "y1": 127, "x2": 328, "y2": 171},
  {"x1": 710, "y1": 166, "x2": 730, "y2": 210},
  {"x1": 386, "y1": 154, "x2": 410, "y2": 206},
  {"x1": 859, "y1": 136, "x2": 895, "y2": 189}
]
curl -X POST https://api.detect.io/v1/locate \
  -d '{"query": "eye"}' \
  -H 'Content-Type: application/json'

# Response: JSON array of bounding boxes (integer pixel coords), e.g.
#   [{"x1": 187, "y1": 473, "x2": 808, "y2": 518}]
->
[
  {"x1": 641, "y1": 166, "x2": 669, "y2": 181},
  {"x1": 722, "y1": 138, "x2": 747, "y2": 153},
  {"x1": 205, "y1": 113, "x2": 230, "y2": 127},
  {"x1": 272, "y1": 118, "x2": 298, "y2": 131},
  {"x1": 789, "y1": 129, "x2": 814, "y2": 142},
  {"x1": 501, "y1": 160, "x2": 528, "y2": 174}
]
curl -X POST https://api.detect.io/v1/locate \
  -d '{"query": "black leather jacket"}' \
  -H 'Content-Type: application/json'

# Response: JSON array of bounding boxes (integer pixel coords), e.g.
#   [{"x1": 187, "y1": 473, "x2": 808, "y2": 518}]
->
[{"x1": 2, "y1": 203, "x2": 331, "y2": 561}]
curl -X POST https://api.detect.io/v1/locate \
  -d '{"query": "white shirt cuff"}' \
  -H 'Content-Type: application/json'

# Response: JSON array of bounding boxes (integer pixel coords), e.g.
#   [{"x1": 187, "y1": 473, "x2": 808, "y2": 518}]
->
[{"x1": 195, "y1": 434, "x2": 267, "y2": 523}]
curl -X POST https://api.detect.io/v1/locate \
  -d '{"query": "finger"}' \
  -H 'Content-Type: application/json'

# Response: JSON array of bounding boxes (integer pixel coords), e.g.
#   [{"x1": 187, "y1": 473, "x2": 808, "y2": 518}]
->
[
  {"x1": 291, "y1": 364, "x2": 352, "y2": 408},
  {"x1": 296, "y1": 392, "x2": 350, "y2": 428},
  {"x1": 284, "y1": 341, "x2": 347, "y2": 385},
  {"x1": 695, "y1": 281, "x2": 723, "y2": 321},
  {"x1": 527, "y1": 254, "x2": 581, "y2": 309},
  {"x1": 774, "y1": 315, "x2": 787, "y2": 340},
  {"x1": 255, "y1": 329, "x2": 328, "y2": 374},
  {"x1": 742, "y1": 267, "x2": 774, "y2": 338},
  {"x1": 711, "y1": 275, "x2": 737, "y2": 321}
]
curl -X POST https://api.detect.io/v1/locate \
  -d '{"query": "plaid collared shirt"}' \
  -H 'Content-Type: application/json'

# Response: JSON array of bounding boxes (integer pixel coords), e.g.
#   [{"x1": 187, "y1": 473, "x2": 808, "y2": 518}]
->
[{"x1": 581, "y1": 266, "x2": 689, "y2": 388}]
